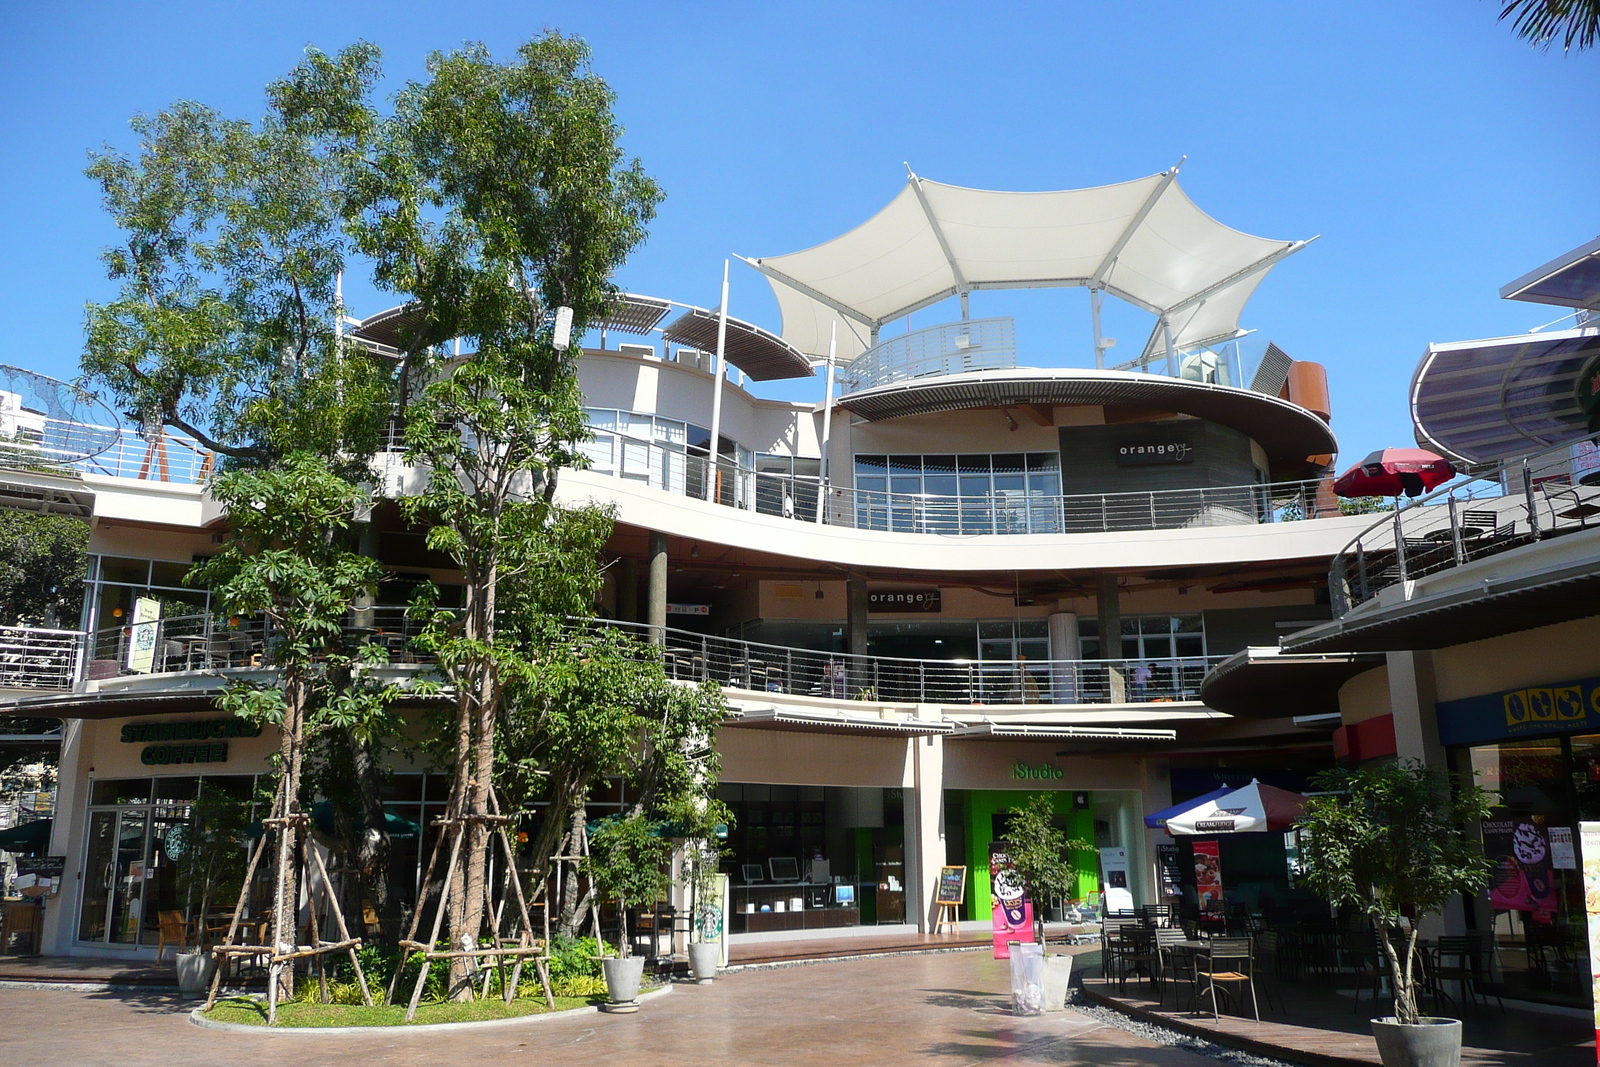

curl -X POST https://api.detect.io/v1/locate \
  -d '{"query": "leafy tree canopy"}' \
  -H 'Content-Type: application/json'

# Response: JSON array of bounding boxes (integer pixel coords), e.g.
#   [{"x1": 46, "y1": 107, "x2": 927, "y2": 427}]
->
[{"x1": 0, "y1": 511, "x2": 87, "y2": 627}]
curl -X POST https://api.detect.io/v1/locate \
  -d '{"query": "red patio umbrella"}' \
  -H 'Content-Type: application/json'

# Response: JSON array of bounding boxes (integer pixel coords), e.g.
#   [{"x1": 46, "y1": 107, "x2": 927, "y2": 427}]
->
[{"x1": 1333, "y1": 448, "x2": 1455, "y2": 499}]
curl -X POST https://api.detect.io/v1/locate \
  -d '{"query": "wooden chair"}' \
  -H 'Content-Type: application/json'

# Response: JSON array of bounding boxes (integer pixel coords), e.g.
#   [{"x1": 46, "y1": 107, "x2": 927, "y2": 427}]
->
[
  {"x1": 1195, "y1": 936, "x2": 1260, "y2": 1021},
  {"x1": 155, "y1": 910, "x2": 189, "y2": 962},
  {"x1": 1, "y1": 903, "x2": 42, "y2": 955}
]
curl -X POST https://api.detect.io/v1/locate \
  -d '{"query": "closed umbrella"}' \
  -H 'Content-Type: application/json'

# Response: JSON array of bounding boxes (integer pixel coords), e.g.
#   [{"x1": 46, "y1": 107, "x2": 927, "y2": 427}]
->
[
  {"x1": 1164, "y1": 781, "x2": 1306, "y2": 835},
  {"x1": 0, "y1": 818, "x2": 52, "y2": 854},
  {"x1": 1333, "y1": 448, "x2": 1454, "y2": 499}
]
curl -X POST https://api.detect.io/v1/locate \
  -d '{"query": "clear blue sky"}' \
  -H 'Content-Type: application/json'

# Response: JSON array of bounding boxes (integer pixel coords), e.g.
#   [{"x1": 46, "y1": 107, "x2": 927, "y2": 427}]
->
[{"x1": 2, "y1": 1, "x2": 1595, "y2": 465}]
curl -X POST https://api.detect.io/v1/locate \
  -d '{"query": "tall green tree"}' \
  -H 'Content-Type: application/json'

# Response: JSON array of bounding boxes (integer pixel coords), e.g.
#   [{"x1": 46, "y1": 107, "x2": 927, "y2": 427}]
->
[
  {"x1": 0, "y1": 512, "x2": 87, "y2": 627},
  {"x1": 187, "y1": 455, "x2": 397, "y2": 993},
  {"x1": 275, "y1": 33, "x2": 662, "y2": 995}
]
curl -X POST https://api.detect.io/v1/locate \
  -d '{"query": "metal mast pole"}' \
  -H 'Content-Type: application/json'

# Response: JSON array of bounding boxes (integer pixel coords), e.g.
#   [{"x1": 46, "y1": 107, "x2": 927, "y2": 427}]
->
[
  {"x1": 814, "y1": 321, "x2": 838, "y2": 523},
  {"x1": 1162, "y1": 316, "x2": 1178, "y2": 376},
  {"x1": 1091, "y1": 288, "x2": 1105, "y2": 369},
  {"x1": 707, "y1": 259, "x2": 731, "y2": 501}
]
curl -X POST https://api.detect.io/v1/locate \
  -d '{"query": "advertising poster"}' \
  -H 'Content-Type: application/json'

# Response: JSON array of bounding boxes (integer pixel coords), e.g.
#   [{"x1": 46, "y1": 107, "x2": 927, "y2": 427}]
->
[
  {"x1": 1099, "y1": 846, "x2": 1133, "y2": 914},
  {"x1": 1577, "y1": 822, "x2": 1600, "y2": 1059},
  {"x1": 126, "y1": 597, "x2": 161, "y2": 674},
  {"x1": 1484, "y1": 816, "x2": 1558, "y2": 914},
  {"x1": 988, "y1": 841, "x2": 1034, "y2": 959},
  {"x1": 1156, "y1": 844, "x2": 1182, "y2": 899},
  {"x1": 1552, "y1": 827, "x2": 1578, "y2": 871},
  {"x1": 1193, "y1": 839, "x2": 1224, "y2": 909}
]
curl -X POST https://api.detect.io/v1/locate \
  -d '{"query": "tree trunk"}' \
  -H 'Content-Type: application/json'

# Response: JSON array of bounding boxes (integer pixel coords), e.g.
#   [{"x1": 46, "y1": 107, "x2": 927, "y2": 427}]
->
[
  {"x1": 271, "y1": 669, "x2": 307, "y2": 1001},
  {"x1": 1379, "y1": 924, "x2": 1419, "y2": 1024},
  {"x1": 346, "y1": 728, "x2": 394, "y2": 940}
]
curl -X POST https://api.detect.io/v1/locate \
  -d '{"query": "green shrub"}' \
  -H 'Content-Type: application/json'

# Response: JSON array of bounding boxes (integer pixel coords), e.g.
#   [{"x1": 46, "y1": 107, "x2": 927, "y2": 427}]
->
[{"x1": 547, "y1": 974, "x2": 608, "y2": 998}]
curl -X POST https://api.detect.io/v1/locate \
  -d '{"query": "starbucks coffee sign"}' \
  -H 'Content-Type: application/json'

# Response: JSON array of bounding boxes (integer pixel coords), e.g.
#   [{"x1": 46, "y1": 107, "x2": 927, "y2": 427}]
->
[{"x1": 120, "y1": 718, "x2": 262, "y2": 766}]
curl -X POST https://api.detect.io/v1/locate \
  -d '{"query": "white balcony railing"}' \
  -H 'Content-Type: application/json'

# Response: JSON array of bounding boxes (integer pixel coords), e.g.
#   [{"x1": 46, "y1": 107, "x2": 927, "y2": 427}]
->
[{"x1": 0, "y1": 627, "x2": 83, "y2": 692}]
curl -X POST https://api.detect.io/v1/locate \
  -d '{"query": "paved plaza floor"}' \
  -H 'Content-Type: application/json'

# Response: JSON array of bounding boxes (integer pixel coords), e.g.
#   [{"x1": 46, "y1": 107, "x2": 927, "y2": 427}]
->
[{"x1": 0, "y1": 950, "x2": 1213, "y2": 1067}]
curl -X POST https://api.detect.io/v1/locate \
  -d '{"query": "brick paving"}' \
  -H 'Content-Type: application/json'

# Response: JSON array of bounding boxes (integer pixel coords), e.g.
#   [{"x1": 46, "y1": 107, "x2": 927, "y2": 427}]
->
[
  {"x1": 1083, "y1": 974, "x2": 1594, "y2": 1067},
  {"x1": 0, "y1": 950, "x2": 1212, "y2": 1067}
]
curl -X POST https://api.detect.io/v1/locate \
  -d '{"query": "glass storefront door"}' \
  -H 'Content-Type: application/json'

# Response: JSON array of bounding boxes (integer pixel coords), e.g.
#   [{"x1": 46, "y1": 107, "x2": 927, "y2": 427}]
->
[{"x1": 77, "y1": 808, "x2": 150, "y2": 944}]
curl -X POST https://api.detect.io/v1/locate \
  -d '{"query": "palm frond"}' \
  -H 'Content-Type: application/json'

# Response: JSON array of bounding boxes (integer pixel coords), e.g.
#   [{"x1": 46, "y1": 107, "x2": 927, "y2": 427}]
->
[{"x1": 1500, "y1": 0, "x2": 1600, "y2": 52}]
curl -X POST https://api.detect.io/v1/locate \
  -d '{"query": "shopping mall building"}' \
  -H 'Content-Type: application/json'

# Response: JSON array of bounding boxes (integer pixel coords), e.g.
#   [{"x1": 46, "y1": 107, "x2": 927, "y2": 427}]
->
[{"x1": 1, "y1": 168, "x2": 1384, "y2": 959}]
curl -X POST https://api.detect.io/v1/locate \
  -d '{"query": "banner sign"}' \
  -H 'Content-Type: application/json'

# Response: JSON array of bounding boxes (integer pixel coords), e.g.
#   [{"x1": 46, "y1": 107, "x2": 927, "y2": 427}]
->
[
  {"x1": 1436, "y1": 675, "x2": 1600, "y2": 747},
  {"x1": 988, "y1": 841, "x2": 1034, "y2": 958},
  {"x1": 1578, "y1": 822, "x2": 1600, "y2": 1058},
  {"x1": 1193, "y1": 839, "x2": 1224, "y2": 909},
  {"x1": 868, "y1": 589, "x2": 941, "y2": 613},
  {"x1": 126, "y1": 597, "x2": 161, "y2": 675},
  {"x1": 1099, "y1": 846, "x2": 1133, "y2": 913},
  {"x1": 1484, "y1": 815, "x2": 1558, "y2": 915}
]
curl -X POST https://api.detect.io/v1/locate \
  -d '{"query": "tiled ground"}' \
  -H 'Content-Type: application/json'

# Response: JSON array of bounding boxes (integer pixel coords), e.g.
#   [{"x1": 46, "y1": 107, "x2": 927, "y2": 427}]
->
[{"x1": 0, "y1": 951, "x2": 1211, "y2": 1067}]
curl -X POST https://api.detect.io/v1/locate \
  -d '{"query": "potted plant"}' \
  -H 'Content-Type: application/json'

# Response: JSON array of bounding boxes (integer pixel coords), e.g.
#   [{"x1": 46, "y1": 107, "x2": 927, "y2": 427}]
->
[
  {"x1": 671, "y1": 796, "x2": 734, "y2": 983},
  {"x1": 584, "y1": 812, "x2": 671, "y2": 1013},
  {"x1": 169, "y1": 787, "x2": 251, "y2": 996},
  {"x1": 1299, "y1": 760, "x2": 1492, "y2": 1067},
  {"x1": 1000, "y1": 793, "x2": 1093, "y2": 1011}
]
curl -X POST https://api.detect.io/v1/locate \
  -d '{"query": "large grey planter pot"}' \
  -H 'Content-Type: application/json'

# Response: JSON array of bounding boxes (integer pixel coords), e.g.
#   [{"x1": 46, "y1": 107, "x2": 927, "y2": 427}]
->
[
  {"x1": 1041, "y1": 953, "x2": 1073, "y2": 1012},
  {"x1": 1371, "y1": 1017, "x2": 1462, "y2": 1067},
  {"x1": 175, "y1": 951, "x2": 218, "y2": 998},
  {"x1": 601, "y1": 956, "x2": 647, "y2": 1014},
  {"x1": 688, "y1": 942, "x2": 720, "y2": 984}
]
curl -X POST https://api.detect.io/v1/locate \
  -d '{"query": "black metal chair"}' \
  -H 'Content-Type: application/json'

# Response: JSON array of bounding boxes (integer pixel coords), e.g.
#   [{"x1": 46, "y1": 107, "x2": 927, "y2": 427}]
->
[{"x1": 1435, "y1": 933, "x2": 1504, "y2": 1012}]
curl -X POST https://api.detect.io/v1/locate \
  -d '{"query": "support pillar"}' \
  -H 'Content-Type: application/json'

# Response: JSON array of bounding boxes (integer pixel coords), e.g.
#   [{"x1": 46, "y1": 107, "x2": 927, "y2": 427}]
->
[
  {"x1": 1047, "y1": 612, "x2": 1079, "y2": 704},
  {"x1": 647, "y1": 532, "x2": 668, "y2": 646},
  {"x1": 910, "y1": 708, "x2": 946, "y2": 933},
  {"x1": 1096, "y1": 575, "x2": 1125, "y2": 703},
  {"x1": 846, "y1": 574, "x2": 869, "y2": 658},
  {"x1": 1387, "y1": 649, "x2": 1461, "y2": 936},
  {"x1": 618, "y1": 557, "x2": 638, "y2": 623}
]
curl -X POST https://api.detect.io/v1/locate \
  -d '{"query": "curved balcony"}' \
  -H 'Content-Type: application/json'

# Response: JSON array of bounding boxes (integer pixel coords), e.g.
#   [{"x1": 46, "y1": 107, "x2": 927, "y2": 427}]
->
[
  {"x1": 34, "y1": 612, "x2": 1223, "y2": 712},
  {"x1": 580, "y1": 428, "x2": 1337, "y2": 534},
  {"x1": 839, "y1": 317, "x2": 1016, "y2": 394},
  {"x1": 1327, "y1": 431, "x2": 1600, "y2": 615}
]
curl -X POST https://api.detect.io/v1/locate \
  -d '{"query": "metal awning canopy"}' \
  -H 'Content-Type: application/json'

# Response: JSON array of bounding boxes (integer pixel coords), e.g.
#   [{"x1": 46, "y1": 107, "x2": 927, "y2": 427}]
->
[
  {"x1": 726, "y1": 707, "x2": 951, "y2": 736},
  {"x1": 1501, "y1": 236, "x2": 1600, "y2": 311},
  {"x1": 743, "y1": 167, "x2": 1311, "y2": 363},
  {"x1": 950, "y1": 723, "x2": 1177, "y2": 742},
  {"x1": 836, "y1": 368, "x2": 1337, "y2": 471},
  {"x1": 1284, "y1": 552, "x2": 1600, "y2": 654},
  {"x1": 601, "y1": 293, "x2": 673, "y2": 334},
  {"x1": 1410, "y1": 327, "x2": 1600, "y2": 465},
  {"x1": 1199, "y1": 647, "x2": 1384, "y2": 719},
  {"x1": 660, "y1": 307, "x2": 815, "y2": 381}
]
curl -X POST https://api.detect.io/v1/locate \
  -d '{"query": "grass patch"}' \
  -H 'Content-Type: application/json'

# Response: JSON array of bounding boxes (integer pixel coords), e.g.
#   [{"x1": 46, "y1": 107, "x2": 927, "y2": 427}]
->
[{"x1": 203, "y1": 994, "x2": 596, "y2": 1028}]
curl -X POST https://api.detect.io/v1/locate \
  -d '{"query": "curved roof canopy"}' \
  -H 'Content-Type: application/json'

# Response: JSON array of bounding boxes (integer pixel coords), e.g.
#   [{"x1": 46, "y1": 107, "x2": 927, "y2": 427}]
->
[
  {"x1": 835, "y1": 368, "x2": 1338, "y2": 472},
  {"x1": 352, "y1": 294, "x2": 813, "y2": 382},
  {"x1": 743, "y1": 167, "x2": 1312, "y2": 363},
  {"x1": 1410, "y1": 327, "x2": 1600, "y2": 465}
]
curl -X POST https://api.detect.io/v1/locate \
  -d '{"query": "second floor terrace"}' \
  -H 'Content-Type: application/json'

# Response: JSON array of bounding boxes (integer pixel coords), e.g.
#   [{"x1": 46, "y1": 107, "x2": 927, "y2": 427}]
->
[{"x1": 0, "y1": 610, "x2": 1228, "y2": 715}]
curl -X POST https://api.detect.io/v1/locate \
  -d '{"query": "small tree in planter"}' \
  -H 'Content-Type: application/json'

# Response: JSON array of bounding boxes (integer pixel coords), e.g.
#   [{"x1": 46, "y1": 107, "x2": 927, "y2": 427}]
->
[
  {"x1": 1299, "y1": 760, "x2": 1491, "y2": 1062},
  {"x1": 666, "y1": 795, "x2": 735, "y2": 982},
  {"x1": 175, "y1": 787, "x2": 255, "y2": 944},
  {"x1": 1003, "y1": 793, "x2": 1093, "y2": 947},
  {"x1": 584, "y1": 813, "x2": 671, "y2": 1010}
]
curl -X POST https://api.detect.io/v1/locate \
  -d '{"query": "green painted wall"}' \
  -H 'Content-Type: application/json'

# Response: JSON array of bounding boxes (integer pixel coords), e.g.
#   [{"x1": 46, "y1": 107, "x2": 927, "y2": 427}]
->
[{"x1": 961, "y1": 789, "x2": 1098, "y2": 921}]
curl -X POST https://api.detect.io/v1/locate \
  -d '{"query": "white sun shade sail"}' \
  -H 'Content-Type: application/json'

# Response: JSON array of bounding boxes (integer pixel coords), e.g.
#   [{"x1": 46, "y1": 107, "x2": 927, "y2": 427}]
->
[{"x1": 743, "y1": 169, "x2": 1311, "y2": 363}]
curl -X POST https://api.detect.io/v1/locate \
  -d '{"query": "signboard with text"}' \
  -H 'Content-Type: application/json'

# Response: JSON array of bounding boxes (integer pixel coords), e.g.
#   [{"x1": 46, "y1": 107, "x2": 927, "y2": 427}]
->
[
  {"x1": 868, "y1": 589, "x2": 941, "y2": 613},
  {"x1": 1436, "y1": 674, "x2": 1600, "y2": 747}
]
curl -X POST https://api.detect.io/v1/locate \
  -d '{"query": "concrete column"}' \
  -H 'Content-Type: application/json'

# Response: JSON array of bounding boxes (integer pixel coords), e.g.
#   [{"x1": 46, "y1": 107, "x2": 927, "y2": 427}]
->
[
  {"x1": 909, "y1": 708, "x2": 946, "y2": 933},
  {"x1": 41, "y1": 720, "x2": 85, "y2": 954},
  {"x1": 647, "y1": 531, "x2": 668, "y2": 646},
  {"x1": 846, "y1": 574, "x2": 869, "y2": 658},
  {"x1": 618, "y1": 557, "x2": 638, "y2": 623},
  {"x1": 1387, "y1": 649, "x2": 1445, "y2": 768},
  {"x1": 1096, "y1": 574, "x2": 1125, "y2": 703},
  {"x1": 1047, "y1": 612, "x2": 1080, "y2": 704}
]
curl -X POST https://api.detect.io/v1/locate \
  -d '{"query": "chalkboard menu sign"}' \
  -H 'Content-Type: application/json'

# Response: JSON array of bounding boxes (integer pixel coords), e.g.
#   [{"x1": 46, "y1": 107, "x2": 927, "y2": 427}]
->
[
  {"x1": 936, "y1": 865, "x2": 966, "y2": 905},
  {"x1": 17, "y1": 855, "x2": 65, "y2": 878}
]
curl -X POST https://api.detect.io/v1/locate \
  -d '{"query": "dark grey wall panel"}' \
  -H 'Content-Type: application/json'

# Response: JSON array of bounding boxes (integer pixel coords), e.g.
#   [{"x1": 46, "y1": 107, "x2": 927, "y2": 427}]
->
[
  {"x1": 1202, "y1": 605, "x2": 1332, "y2": 657},
  {"x1": 1057, "y1": 420, "x2": 1261, "y2": 496}
]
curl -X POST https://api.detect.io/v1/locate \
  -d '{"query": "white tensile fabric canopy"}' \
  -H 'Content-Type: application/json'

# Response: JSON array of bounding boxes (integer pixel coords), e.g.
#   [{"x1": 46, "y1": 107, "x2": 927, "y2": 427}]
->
[{"x1": 742, "y1": 168, "x2": 1311, "y2": 364}]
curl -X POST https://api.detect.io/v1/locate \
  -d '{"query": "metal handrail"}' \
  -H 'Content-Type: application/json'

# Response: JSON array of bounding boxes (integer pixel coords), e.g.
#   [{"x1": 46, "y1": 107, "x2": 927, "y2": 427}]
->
[
  {"x1": 838, "y1": 317, "x2": 1017, "y2": 394},
  {"x1": 1328, "y1": 431, "x2": 1600, "y2": 615},
  {"x1": 594, "y1": 619, "x2": 1221, "y2": 707},
  {"x1": 582, "y1": 428, "x2": 1339, "y2": 534},
  {"x1": 73, "y1": 611, "x2": 1217, "y2": 708},
  {"x1": 0, "y1": 626, "x2": 84, "y2": 692}
]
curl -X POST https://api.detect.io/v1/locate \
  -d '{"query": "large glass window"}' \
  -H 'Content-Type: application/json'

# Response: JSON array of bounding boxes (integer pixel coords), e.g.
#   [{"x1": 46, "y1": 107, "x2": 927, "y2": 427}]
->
[
  {"x1": 1456, "y1": 737, "x2": 1592, "y2": 1007},
  {"x1": 852, "y1": 452, "x2": 1061, "y2": 533},
  {"x1": 582, "y1": 407, "x2": 753, "y2": 504},
  {"x1": 83, "y1": 556, "x2": 212, "y2": 671},
  {"x1": 77, "y1": 775, "x2": 260, "y2": 949}
]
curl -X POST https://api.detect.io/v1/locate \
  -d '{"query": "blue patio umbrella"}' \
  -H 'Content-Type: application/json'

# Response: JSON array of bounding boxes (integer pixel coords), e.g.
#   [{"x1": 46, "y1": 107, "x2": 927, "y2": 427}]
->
[{"x1": 1144, "y1": 787, "x2": 1237, "y2": 831}]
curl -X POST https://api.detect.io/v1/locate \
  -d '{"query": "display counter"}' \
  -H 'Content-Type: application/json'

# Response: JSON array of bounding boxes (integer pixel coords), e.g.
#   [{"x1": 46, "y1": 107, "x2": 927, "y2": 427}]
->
[{"x1": 730, "y1": 881, "x2": 862, "y2": 933}]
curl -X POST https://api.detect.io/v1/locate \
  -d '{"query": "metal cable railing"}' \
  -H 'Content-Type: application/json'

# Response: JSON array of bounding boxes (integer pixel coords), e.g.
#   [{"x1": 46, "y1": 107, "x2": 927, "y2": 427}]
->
[
  {"x1": 73, "y1": 611, "x2": 1218, "y2": 708},
  {"x1": 594, "y1": 619, "x2": 1221, "y2": 707},
  {"x1": 0, "y1": 626, "x2": 83, "y2": 691},
  {"x1": 838, "y1": 317, "x2": 1017, "y2": 394},
  {"x1": 581, "y1": 429, "x2": 1338, "y2": 534},
  {"x1": 1329, "y1": 431, "x2": 1600, "y2": 615}
]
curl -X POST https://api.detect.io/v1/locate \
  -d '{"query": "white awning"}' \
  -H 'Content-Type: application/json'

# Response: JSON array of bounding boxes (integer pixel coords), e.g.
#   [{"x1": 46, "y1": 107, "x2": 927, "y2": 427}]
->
[{"x1": 742, "y1": 168, "x2": 1311, "y2": 362}]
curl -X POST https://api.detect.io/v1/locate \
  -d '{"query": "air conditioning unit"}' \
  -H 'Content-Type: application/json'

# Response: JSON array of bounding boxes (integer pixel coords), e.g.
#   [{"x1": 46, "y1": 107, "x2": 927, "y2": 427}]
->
[{"x1": 617, "y1": 343, "x2": 656, "y2": 360}]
